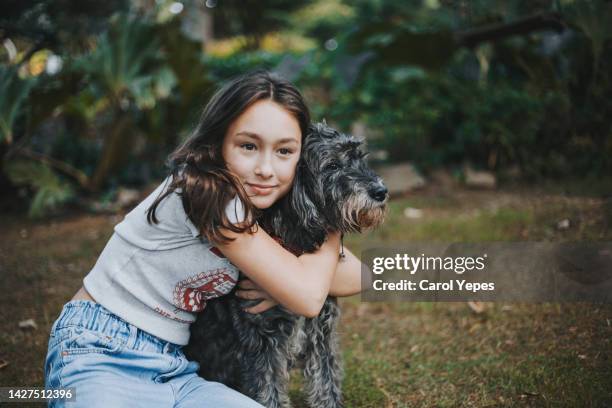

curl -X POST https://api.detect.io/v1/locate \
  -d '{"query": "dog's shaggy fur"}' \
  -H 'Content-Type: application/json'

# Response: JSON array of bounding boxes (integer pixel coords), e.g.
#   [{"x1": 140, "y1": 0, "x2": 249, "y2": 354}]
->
[{"x1": 184, "y1": 121, "x2": 387, "y2": 408}]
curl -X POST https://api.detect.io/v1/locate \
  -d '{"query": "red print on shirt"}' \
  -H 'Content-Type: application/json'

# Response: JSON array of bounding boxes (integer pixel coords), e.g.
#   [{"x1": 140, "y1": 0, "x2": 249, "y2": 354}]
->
[{"x1": 173, "y1": 268, "x2": 236, "y2": 312}]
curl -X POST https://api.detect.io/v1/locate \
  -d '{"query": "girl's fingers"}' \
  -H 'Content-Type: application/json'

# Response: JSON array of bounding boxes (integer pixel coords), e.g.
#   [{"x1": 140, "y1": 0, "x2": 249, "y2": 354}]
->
[
  {"x1": 238, "y1": 279, "x2": 258, "y2": 290},
  {"x1": 235, "y1": 289, "x2": 266, "y2": 300},
  {"x1": 244, "y1": 299, "x2": 278, "y2": 314}
]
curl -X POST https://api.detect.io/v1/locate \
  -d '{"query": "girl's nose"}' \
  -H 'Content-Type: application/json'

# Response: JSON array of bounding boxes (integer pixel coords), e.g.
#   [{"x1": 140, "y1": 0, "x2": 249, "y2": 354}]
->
[{"x1": 254, "y1": 155, "x2": 273, "y2": 178}]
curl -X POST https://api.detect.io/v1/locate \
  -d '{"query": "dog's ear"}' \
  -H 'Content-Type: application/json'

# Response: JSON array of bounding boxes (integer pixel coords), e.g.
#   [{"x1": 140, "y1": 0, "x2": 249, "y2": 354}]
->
[{"x1": 290, "y1": 160, "x2": 327, "y2": 242}]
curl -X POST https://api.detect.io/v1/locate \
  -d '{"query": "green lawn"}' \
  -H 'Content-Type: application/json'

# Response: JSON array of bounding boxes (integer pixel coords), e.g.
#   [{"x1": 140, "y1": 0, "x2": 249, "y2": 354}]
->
[{"x1": 1, "y1": 186, "x2": 610, "y2": 407}]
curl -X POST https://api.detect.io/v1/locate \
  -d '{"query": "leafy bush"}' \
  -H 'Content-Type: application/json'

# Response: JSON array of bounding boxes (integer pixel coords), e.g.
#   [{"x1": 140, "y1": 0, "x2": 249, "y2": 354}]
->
[{"x1": 4, "y1": 160, "x2": 74, "y2": 218}]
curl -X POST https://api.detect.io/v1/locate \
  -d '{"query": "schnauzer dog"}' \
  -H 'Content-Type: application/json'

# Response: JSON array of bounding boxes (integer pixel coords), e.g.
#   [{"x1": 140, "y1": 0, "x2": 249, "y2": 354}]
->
[{"x1": 184, "y1": 121, "x2": 388, "y2": 408}]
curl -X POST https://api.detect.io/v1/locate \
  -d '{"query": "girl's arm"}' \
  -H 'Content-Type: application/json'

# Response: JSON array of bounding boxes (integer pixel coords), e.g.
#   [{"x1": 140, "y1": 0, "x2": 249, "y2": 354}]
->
[
  {"x1": 328, "y1": 247, "x2": 363, "y2": 297},
  {"x1": 216, "y1": 226, "x2": 341, "y2": 318},
  {"x1": 236, "y1": 247, "x2": 369, "y2": 313}
]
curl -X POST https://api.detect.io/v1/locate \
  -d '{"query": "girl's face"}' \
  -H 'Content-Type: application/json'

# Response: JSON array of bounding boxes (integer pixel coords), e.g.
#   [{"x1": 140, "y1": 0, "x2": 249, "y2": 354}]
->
[{"x1": 222, "y1": 99, "x2": 302, "y2": 209}]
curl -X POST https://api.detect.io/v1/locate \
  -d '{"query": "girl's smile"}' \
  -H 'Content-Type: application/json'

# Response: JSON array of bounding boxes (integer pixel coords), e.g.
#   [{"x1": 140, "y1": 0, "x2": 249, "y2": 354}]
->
[{"x1": 246, "y1": 182, "x2": 278, "y2": 196}]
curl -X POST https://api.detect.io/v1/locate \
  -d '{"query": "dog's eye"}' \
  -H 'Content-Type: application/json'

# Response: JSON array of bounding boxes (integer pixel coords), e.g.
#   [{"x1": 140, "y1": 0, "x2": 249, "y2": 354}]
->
[{"x1": 326, "y1": 162, "x2": 340, "y2": 171}]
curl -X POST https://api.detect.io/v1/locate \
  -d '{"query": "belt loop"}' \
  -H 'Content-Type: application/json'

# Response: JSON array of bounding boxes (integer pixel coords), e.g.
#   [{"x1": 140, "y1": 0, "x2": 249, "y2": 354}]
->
[{"x1": 126, "y1": 324, "x2": 139, "y2": 349}]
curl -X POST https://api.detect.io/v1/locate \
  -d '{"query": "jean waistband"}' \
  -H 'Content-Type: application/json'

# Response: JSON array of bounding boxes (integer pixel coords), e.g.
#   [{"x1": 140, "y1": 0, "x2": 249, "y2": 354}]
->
[{"x1": 52, "y1": 300, "x2": 181, "y2": 354}]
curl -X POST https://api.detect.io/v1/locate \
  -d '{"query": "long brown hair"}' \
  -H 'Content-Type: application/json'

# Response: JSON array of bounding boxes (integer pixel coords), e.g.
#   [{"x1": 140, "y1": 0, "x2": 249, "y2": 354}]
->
[{"x1": 147, "y1": 70, "x2": 311, "y2": 244}]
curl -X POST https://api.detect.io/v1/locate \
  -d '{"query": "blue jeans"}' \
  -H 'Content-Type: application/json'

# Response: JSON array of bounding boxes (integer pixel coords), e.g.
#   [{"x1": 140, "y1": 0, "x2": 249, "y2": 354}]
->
[{"x1": 44, "y1": 300, "x2": 264, "y2": 408}]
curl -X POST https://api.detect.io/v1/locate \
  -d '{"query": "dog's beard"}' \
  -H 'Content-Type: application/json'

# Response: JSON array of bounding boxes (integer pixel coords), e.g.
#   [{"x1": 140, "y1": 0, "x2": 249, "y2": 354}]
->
[
  {"x1": 339, "y1": 193, "x2": 387, "y2": 232},
  {"x1": 357, "y1": 205, "x2": 387, "y2": 229}
]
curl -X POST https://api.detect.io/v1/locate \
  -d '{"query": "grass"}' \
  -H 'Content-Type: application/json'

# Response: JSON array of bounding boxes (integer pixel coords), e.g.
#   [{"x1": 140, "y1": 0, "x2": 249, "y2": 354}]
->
[{"x1": 0, "y1": 185, "x2": 611, "y2": 407}]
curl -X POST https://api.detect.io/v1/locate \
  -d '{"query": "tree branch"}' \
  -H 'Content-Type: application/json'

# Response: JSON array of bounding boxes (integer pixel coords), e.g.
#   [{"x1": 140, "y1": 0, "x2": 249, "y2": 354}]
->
[
  {"x1": 15, "y1": 148, "x2": 90, "y2": 189},
  {"x1": 456, "y1": 12, "x2": 567, "y2": 48}
]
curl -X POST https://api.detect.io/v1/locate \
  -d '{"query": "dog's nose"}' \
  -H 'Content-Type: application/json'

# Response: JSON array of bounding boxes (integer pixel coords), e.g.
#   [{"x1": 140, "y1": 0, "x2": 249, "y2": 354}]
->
[{"x1": 368, "y1": 185, "x2": 388, "y2": 202}]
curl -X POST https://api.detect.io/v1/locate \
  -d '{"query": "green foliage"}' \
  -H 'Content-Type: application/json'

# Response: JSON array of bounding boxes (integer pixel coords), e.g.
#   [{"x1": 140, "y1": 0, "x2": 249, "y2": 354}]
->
[
  {"x1": 76, "y1": 14, "x2": 175, "y2": 110},
  {"x1": 0, "y1": 0, "x2": 129, "y2": 53},
  {"x1": 295, "y1": 0, "x2": 612, "y2": 178},
  {"x1": 205, "y1": 51, "x2": 284, "y2": 82},
  {"x1": 0, "y1": 66, "x2": 35, "y2": 144},
  {"x1": 4, "y1": 160, "x2": 74, "y2": 218},
  {"x1": 298, "y1": 51, "x2": 553, "y2": 172},
  {"x1": 210, "y1": 0, "x2": 311, "y2": 42},
  {"x1": 290, "y1": 0, "x2": 355, "y2": 42}
]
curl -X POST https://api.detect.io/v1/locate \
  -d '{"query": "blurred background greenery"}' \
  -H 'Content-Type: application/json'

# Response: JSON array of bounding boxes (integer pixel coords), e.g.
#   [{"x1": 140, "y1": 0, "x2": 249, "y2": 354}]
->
[{"x1": 1, "y1": 0, "x2": 611, "y2": 217}]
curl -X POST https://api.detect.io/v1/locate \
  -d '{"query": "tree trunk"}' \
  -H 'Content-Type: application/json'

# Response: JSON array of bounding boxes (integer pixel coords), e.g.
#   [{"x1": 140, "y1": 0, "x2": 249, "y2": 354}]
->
[
  {"x1": 0, "y1": 143, "x2": 20, "y2": 211},
  {"x1": 88, "y1": 111, "x2": 133, "y2": 192}
]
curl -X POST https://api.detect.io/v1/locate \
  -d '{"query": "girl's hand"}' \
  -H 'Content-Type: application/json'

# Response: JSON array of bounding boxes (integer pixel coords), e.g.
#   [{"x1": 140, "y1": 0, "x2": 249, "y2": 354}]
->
[{"x1": 235, "y1": 278, "x2": 279, "y2": 313}]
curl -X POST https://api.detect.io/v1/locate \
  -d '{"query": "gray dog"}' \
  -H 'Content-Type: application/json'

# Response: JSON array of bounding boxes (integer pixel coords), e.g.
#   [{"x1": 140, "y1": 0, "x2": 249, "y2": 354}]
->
[{"x1": 184, "y1": 121, "x2": 388, "y2": 408}]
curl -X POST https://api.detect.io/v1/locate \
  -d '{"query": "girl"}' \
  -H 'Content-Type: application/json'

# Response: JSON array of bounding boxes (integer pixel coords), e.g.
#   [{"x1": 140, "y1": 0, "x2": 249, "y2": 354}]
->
[{"x1": 44, "y1": 70, "x2": 363, "y2": 407}]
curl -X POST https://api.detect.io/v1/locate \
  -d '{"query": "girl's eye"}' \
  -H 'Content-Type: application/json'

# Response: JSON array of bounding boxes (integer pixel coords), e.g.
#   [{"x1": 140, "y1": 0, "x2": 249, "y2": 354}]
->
[
  {"x1": 278, "y1": 148, "x2": 293, "y2": 155},
  {"x1": 240, "y1": 143, "x2": 256, "y2": 151}
]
